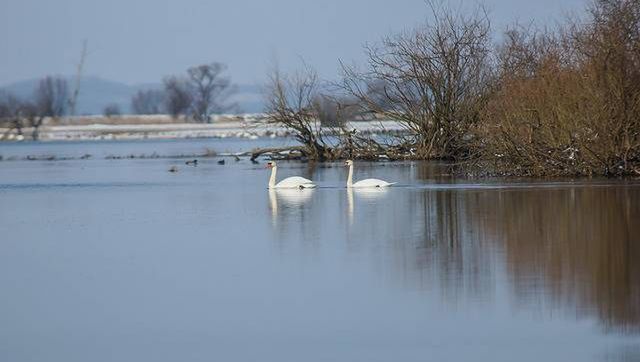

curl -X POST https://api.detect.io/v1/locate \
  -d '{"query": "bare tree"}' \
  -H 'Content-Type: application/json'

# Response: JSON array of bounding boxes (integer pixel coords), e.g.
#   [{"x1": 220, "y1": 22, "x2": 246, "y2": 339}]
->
[
  {"x1": 131, "y1": 89, "x2": 165, "y2": 115},
  {"x1": 2, "y1": 76, "x2": 69, "y2": 141},
  {"x1": 264, "y1": 67, "x2": 337, "y2": 160},
  {"x1": 260, "y1": 65, "x2": 378, "y2": 160},
  {"x1": 187, "y1": 63, "x2": 235, "y2": 122},
  {"x1": 35, "y1": 76, "x2": 68, "y2": 118},
  {"x1": 29, "y1": 76, "x2": 69, "y2": 140},
  {"x1": 0, "y1": 92, "x2": 25, "y2": 138},
  {"x1": 341, "y1": 1, "x2": 494, "y2": 159},
  {"x1": 163, "y1": 76, "x2": 192, "y2": 119}
]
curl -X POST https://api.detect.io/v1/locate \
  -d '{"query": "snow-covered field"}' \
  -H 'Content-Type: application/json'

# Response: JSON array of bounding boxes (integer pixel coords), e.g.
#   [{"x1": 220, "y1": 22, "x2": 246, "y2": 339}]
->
[{"x1": 0, "y1": 114, "x2": 408, "y2": 141}]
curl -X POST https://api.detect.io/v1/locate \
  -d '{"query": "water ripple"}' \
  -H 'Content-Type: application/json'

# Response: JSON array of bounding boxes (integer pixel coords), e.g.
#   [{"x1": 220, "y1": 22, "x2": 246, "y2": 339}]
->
[{"x1": 0, "y1": 182, "x2": 169, "y2": 190}]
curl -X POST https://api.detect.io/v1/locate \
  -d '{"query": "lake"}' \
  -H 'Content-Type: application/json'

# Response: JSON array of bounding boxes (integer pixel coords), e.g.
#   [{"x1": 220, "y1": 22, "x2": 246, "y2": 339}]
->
[{"x1": 1, "y1": 139, "x2": 639, "y2": 362}]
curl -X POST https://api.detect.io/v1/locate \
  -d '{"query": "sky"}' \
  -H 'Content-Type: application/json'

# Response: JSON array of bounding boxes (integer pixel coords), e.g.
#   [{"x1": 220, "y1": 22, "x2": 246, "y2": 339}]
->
[{"x1": 0, "y1": 0, "x2": 587, "y2": 87}]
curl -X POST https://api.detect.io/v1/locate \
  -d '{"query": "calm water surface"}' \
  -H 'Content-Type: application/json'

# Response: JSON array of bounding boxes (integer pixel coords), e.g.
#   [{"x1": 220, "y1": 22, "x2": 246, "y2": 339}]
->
[{"x1": 1, "y1": 139, "x2": 639, "y2": 362}]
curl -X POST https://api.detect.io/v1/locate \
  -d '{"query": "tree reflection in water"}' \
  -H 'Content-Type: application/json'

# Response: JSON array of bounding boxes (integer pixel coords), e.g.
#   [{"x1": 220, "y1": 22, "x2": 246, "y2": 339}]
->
[
  {"x1": 390, "y1": 183, "x2": 640, "y2": 333},
  {"x1": 267, "y1": 161, "x2": 640, "y2": 333}
]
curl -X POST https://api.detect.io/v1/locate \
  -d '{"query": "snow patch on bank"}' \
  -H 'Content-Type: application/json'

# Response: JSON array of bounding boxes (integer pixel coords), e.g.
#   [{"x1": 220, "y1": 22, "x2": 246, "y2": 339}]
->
[{"x1": 1, "y1": 113, "x2": 408, "y2": 142}]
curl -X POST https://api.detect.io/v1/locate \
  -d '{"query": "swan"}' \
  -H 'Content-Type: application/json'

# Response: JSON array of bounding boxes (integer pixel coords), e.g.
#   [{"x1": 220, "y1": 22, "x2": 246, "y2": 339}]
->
[
  {"x1": 266, "y1": 161, "x2": 316, "y2": 189},
  {"x1": 345, "y1": 159, "x2": 395, "y2": 188}
]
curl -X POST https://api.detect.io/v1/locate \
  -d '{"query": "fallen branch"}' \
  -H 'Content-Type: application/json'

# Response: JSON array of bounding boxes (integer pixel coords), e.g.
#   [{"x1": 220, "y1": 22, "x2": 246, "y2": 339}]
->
[{"x1": 250, "y1": 146, "x2": 308, "y2": 161}]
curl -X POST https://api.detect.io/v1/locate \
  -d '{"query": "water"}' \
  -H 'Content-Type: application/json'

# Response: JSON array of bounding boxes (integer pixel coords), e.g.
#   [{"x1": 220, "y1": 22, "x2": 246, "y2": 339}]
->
[
  {"x1": 0, "y1": 137, "x2": 293, "y2": 160},
  {"x1": 1, "y1": 139, "x2": 639, "y2": 362}
]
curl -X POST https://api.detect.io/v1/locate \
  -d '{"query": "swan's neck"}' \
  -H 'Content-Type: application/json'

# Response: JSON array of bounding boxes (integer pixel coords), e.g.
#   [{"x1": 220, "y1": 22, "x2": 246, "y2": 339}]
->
[
  {"x1": 268, "y1": 166, "x2": 277, "y2": 188},
  {"x1": 347, "y1": 163, "x2": 353, "y2": 187}
]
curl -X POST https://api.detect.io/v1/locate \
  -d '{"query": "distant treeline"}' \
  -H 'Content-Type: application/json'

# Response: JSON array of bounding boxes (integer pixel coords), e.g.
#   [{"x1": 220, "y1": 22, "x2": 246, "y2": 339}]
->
[
  {"x1": 265, "y1": 0, "x2": 640, "y2": 176},
  {"x1": 131, "y1": 62, "x2": 236, "y2": 122},
  {"x1": 0, "y1": 62, "x2": 236, "y2": 140}
]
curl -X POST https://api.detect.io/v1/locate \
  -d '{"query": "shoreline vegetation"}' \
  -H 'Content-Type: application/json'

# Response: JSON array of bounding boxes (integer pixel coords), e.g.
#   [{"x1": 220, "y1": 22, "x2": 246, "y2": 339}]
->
[
  {"x1": 263, "y1": 0, "x2": 640, "y2": 177},
  {"x1": 2, "y1": 0, "x2": 639, "y2": 177}
]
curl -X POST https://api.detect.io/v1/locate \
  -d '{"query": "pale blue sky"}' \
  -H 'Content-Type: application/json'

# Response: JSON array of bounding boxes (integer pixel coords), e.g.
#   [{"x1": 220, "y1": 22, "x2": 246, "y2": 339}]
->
[{"x1": 0, "y1": 0, "x2": 586, "y2": 86}]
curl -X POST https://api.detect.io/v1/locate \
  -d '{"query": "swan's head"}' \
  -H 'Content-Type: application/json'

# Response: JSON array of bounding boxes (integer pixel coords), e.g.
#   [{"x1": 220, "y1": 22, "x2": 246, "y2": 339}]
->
[
  {"x1": 266, "y1": 161, "x2": 277, "y2": 169},
  {"x1": 344, "y1": 159, "x2": 353, "y2": 166}
]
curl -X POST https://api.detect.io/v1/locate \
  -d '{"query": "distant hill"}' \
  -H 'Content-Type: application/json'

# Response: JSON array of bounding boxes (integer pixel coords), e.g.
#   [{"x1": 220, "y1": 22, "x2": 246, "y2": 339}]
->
[{"x1": 0, "y1": 76, "x2": 264, "y2": 115}]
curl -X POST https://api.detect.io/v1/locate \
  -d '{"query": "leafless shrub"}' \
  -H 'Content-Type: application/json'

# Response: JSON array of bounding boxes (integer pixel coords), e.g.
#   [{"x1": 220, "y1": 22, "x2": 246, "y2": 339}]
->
[
  {"x1": 131, "y1": 89, "x2": 165, "y2": 115},
  {"x1": 341, "y1": 1, "x2": 494, "y2": 159},
  {"x1": 473, "y1": 0, "x2": 640, "y2": 176},
  {"x1": 575, "y1": 0, "x2": 640, "y2": 175}
]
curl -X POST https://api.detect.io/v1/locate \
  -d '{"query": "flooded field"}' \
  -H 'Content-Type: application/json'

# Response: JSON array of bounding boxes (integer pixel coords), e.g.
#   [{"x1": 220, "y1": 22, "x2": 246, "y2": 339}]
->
[{"x1": 1, "y1": 139, "x2": 639, "y2": 362}]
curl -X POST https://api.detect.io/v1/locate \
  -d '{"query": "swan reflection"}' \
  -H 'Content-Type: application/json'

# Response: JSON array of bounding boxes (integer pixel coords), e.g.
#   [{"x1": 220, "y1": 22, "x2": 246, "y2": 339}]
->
[
  {"x1": 352, "y1": 186, "x2": 389, "y2": 199},
  {"x1": 268, "y1": 188, "x2": 314, "y2": 224},
  {"x1": 347, "y1": 186, "x2": 390, "y2": 225}
]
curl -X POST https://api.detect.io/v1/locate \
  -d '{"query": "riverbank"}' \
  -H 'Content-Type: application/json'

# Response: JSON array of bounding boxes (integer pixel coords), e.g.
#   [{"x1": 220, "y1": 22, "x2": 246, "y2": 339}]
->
[{"x1": 0, "y1": 114, "x2": 407, "y2": 142}]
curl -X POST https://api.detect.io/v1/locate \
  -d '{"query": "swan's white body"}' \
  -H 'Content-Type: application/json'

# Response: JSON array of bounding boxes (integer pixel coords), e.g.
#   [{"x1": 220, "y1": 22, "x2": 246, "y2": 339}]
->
[
  {"x1": 267, "y1": 162, "x2": 316, "y2": 189},
  {"x1": 273, "y1": 176, "x2": 316, "y2": 189},
  {"x1": 346, "y1": 160, "x2": 395, "y2": 188}
]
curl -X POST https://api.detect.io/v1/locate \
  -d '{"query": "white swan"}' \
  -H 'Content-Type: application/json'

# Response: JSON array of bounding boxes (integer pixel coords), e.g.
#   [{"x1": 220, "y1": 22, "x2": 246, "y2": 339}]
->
[
  {"x1": 345, "y1": 159, "x2": 395, "y2": 188},
  {"x1": 266, "y1": 161, "x2": 316, "y2": 189}
]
